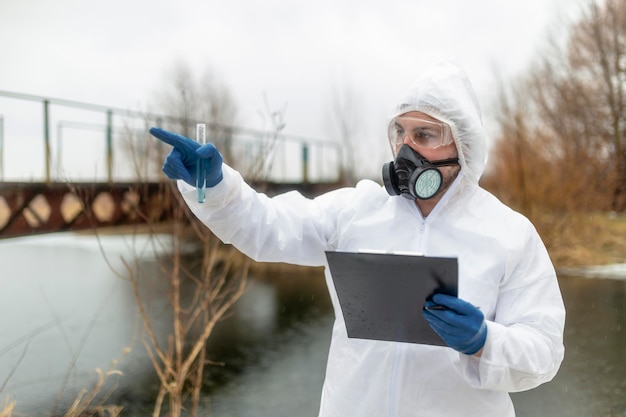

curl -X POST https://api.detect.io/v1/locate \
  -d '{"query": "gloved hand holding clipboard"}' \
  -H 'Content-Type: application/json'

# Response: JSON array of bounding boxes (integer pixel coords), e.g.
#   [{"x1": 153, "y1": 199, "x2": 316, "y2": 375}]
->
[{"x1": 325, "y1": 250, "x2": 458, "y2": 346}]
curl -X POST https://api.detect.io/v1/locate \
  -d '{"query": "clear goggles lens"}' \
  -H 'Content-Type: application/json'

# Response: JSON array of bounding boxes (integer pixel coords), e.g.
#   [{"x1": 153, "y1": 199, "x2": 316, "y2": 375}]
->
[{"x1": 388, "y1": 116, "x2": 453, "y2": 149}]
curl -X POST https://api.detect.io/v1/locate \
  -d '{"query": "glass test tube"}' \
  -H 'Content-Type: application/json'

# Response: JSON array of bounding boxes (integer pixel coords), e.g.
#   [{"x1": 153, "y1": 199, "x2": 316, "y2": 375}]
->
[{"x1": 196, "y1": 123, "x2": 207, "y2": 203}]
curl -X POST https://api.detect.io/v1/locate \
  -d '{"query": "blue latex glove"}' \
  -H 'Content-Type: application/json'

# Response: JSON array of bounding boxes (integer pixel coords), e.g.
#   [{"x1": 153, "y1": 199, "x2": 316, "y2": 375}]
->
[
  {"x1": 422, "y1": 293, "x2": 487, "y2": 355},
  {"x1": 149, "y1": 127, "x2": 223, "y2": 187}
]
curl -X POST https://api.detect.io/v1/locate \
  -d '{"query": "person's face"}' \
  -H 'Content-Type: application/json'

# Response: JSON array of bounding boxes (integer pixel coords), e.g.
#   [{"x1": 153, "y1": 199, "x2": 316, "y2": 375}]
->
[
  {"x1": 392, "y1": 111, "x2": 461, "y2": 199},
  {"x1": 391, "y1": 111, "x2": 458, "y2": 161}
]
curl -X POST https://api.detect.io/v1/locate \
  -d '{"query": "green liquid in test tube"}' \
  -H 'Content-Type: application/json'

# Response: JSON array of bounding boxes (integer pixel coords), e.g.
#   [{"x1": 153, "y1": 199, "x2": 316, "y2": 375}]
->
[{"x1": 196, "y1": 123, "x2": 206, "y2": 203}]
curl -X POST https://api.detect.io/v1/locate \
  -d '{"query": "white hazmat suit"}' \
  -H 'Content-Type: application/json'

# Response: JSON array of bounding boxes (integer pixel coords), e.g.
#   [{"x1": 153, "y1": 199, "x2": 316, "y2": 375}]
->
[{"x1": 176, "y1": 60, "x2": 565, "y2": 417}]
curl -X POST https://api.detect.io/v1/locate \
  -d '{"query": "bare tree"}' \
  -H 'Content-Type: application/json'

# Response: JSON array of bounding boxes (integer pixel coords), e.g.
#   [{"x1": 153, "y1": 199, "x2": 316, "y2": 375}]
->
[
  {"x1": 198, "y1": 67, "x2": 239, "y2": 164},
  {"x1": 154, "y1": 62, "x2": 239, "y2": 165},
  {"x1": 567, "y1": 0, "x2": 626, "y2": 211},
  {"x1": 531, "y1": 0, "x2": 626, "y2": 211},
  {"x1": 243, "y1": 93, "x2": 286, "y2": 182},
  {"x1": 99, "y1": 61, "x2": 253, "y2": 417},
  {"x1": 156, "y1": 62, "x2": 197, "y2": 138},
  {"x1": 486, "y1": 0, "x2": 626, "y2": 213},
  {"x1": 326, "y1": 80, "x2": 361, "y2": 183},
  {"x1": 486, "y1": 73, "x2": 534, "y2": 215},
  {"x1": 122, "y1": 197, "x2": 249, "y2": 417}
]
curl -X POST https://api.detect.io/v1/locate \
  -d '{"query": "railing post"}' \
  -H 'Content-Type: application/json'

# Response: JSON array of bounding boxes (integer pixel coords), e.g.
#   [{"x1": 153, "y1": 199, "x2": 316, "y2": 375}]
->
[
  {"x1": 43, "y1": 100, "x2": 51, "y2": 182},
  {"x1": 302, "y1": 143, "x2": 309, "y2": 184},
  {"x1": 106, "y1": 109, "x2": 113, "y2": 182},
  {"x1": 336, "y1": 142, "x2": 344, "y2": 183}
]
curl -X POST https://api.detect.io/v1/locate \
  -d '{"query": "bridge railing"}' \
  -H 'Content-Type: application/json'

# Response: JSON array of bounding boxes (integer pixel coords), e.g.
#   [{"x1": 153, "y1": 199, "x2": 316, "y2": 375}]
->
[{"x1": 0, "y1": 91, "x2": 345, "y2": 184}]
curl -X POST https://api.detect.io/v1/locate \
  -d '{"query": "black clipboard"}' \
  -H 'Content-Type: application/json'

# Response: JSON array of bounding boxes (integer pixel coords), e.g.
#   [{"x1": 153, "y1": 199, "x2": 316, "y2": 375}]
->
[{"x1": 325, "y1": 251, "x2": 458, "y2": 346}]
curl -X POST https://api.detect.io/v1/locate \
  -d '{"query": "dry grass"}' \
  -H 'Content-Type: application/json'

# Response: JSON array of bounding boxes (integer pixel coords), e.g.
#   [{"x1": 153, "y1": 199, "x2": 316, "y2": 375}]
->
[
  {"x1": 0, "y1": 399, "x2": 15, "y2": 417},
  {"x1": 61, "y1": 368, "x2": 123, "y2": 417},
  {"x1": 534, "y1": 211, "x2": 626, "y2": 268},
  {"x1": 0, "y1": 366, "x2": 123, "y2": 417}
]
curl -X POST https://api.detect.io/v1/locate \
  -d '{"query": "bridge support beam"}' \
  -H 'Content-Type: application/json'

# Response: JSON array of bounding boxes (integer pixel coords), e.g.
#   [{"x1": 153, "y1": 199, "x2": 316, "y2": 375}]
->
[
  {"x1": 0, "y1": 182, "x2": 175, "y2": 239},
  {"x1": 0, "y1": 180, "x2": 347, "y2": 239}
]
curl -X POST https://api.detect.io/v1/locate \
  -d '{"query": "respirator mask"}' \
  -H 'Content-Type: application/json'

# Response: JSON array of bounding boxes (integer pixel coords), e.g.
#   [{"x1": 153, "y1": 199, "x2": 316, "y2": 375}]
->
[{"x1": 382, "y1": 144, "x2": 460, "y2": 200}]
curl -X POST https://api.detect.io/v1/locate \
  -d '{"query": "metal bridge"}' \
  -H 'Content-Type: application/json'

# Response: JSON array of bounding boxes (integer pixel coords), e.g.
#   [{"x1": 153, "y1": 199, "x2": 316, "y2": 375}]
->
[{"x1": 0, "y1": 91, "x2": 348, "y2": 238}]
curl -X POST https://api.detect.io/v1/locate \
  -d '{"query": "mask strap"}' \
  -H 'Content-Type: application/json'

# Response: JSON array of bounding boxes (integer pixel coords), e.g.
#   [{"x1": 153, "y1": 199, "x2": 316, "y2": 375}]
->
[{"x1": 431, "y1": 157, "x2": 460, "y2": 167}]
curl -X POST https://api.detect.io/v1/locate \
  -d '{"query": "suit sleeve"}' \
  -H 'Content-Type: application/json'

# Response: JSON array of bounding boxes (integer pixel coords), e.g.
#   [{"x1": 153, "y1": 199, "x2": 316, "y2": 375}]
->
[
  {"x1": 176, "y1": 164, "x2": 349, "y2": 267},
  {"x1": 457, "y1": 223, "x2": 566, "y2": 392}
]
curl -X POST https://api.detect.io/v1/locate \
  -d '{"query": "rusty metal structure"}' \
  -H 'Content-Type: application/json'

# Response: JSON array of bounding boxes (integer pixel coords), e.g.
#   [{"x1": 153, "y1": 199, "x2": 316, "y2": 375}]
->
[
  {"x1": 0, "y1": 181, "x2": 176, "y2": 239},
  {"x1": 0, "y1": 180, "x2": 346, "y2": 239}
]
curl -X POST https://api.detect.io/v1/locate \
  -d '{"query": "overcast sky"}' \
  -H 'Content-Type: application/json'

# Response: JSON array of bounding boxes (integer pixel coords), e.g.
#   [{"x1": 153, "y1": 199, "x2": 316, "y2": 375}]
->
[{"x1": 0, "y1": 0, "x2": 578, "y2": 180}]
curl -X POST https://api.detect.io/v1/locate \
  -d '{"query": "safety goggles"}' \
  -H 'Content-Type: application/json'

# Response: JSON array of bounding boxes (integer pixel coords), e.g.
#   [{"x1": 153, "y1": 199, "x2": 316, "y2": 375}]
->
[{"x1": 388, "y1": 116, "x2": 453, "y2": 149}]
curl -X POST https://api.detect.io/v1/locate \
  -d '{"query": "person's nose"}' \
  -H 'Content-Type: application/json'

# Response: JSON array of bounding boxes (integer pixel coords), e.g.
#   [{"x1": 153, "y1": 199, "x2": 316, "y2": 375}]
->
[{"x1": 394, "y1": 135, "x2": 412, "y2": 153}]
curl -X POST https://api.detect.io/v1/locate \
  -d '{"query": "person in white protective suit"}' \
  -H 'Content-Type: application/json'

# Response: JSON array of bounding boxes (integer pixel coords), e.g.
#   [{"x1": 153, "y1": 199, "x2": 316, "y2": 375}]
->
[{"x1": 149, "y1": 59, "x2": 566, "y2": 417}]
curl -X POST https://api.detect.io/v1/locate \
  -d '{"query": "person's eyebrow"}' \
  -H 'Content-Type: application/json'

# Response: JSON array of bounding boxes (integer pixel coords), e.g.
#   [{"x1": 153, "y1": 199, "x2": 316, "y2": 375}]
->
[{"x1": 412, "y1": 125, "x2": 440, "y2": 133}]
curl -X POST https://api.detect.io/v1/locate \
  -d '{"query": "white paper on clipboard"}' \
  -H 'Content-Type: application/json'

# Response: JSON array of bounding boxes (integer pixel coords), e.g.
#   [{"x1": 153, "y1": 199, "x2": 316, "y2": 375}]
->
[{"x1": 325, "y1": 250, "x2": 458, "y2": 346}]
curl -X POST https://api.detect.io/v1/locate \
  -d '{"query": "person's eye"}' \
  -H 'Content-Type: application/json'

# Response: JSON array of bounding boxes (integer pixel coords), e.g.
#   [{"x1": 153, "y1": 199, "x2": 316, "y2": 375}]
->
[{"x1": 415, "y1": 128, "x2": 436, "y2": 140}]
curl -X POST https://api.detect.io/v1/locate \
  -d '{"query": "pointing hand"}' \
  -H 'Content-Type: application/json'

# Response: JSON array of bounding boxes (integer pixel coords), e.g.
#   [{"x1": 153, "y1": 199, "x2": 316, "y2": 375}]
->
[{"x1": 149, "y1": 127, "x2": 223, "y2": 188}]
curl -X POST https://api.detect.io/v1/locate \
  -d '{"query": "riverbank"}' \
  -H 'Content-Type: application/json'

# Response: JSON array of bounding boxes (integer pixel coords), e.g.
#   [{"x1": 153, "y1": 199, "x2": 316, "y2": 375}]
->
[
  {"x1": 533, "y1": 210, "x2": 626, "y2": 270},
  {"x1": 558, "y1": 263, "x2": 626, "y2": 280}
]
